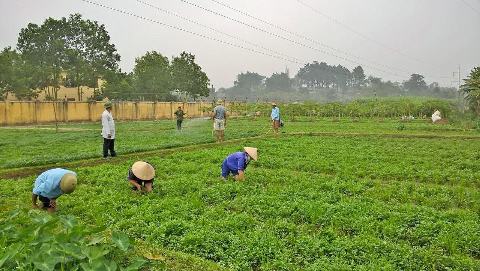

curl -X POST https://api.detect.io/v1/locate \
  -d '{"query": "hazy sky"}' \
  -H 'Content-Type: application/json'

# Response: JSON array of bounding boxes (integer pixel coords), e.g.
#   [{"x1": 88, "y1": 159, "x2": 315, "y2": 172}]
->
[{"x1": 1, "y1": 0, "x2": 479, "y2": 88}]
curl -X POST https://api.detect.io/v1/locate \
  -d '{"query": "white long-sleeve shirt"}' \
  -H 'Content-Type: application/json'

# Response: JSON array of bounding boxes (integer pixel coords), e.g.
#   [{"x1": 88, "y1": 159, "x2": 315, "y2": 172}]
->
[{"x1": 101, "y1": 110, "x2": 115, "y2": 139}]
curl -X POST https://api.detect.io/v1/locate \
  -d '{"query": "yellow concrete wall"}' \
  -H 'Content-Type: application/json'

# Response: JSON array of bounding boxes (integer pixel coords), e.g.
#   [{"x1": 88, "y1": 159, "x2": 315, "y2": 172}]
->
[{"x1": 0, "y1": 101, "x2": 233, "y2": 125}]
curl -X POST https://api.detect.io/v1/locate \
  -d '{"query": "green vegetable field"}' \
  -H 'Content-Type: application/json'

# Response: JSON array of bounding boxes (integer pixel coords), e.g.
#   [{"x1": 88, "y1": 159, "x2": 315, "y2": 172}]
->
[{"x1": 1, "y1": 117, "x2": 479, "y2": 270}]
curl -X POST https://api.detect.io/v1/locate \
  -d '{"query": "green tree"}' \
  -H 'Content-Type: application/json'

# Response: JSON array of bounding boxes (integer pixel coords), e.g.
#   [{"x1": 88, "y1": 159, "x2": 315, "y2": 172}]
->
[
  {"x1": 65, "y1": 14, "x2": 120, "y2": 99},
  {"x1": 403, "y1": 74, "x2": 427, "y2": 93},
  {"x1": 224, "y1": 71, "x2": 265, "y2": 99},
  {"x1": 265, "y1": 72, "x2": 292, "y2": 92},
  {"x1": 352, "y1": 66, "x2": 366, "y2": 88},
  {"x1": 133, "y1": 51, "x2": 172, "y2": 101},
  {"x1": 171, "y1": 52, "x2": 210, "y2": 101},
  {"x1": 16, "y1": 14, "x2": 120, "y2": 101},
  {"x1": 101, "y1": 72, "x2": 134, "y2": 100},
  {"x1": 0, "y1": 47, "x2": 38, "y2": 100},
  {"x1": 461, "y1": 67, "x2": 480, "y2": 115},
  {"x1": 17, "y1": 18, "x2": 68, "y2": 99}
]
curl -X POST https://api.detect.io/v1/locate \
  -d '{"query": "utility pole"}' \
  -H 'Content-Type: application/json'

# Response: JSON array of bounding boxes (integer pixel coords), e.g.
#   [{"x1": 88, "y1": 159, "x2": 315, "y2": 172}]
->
[
  {"x1": 458, "y1": 65, "x2": 464, "y2": 113},
  {"x1": 454, "y1": 66, "x2": 464, "y2": 113}
]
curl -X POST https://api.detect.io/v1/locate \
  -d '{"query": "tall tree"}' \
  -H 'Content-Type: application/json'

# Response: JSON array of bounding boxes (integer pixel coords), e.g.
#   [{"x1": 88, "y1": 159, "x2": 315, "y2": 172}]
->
[
  {"x1": 352, "y1": 66, "x2": 366, "y2": 88},
  {"x1": 17, "y1": 18, "x2": 68, "y2": 99},
  {"x1": 225, "y1": 71, "x2": 265, "y2": 98},
  {"x1": 133, "y1": 51, "x2": 172, "y2": 101},
  {"x1": 403, "y1": 74, "x2": 427, "y2": 92},
  {"x1": 16, "y1": 14, "x2": 120, "y2": 101},
  {"x1": 0, "y1": 47, "x2": 38, "y2": 100},
  {"x1": 171, "y1": 52, "x2": 210, "y2": 101},
  {"x1": 101, "y1": 72, "x2": 134, "y2": 100},
  {"x1": 462, "y1": 67, "x2": 480, "y2": 115},
  {"x1": 265, "y1": 72, "x2": 292, "y2": 92},
  {"x1": 65, "y1": 14, "x2": 120, "y2": 99}
]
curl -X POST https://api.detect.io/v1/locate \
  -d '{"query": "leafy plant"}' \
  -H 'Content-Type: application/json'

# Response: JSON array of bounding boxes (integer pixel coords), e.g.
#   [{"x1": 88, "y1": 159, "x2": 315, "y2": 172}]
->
[{"x1": 0, "y1": 209, "x2": 146, "y2": 271}]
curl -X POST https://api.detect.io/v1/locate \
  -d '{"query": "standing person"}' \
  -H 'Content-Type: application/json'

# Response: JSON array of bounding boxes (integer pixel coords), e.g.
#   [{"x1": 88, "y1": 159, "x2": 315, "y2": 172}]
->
[
  {"x1": 174, "y1": 106, "x2": 186, "y2": 130},
  {"x1": 221, "y1": 147, "x2": 258, "y2": 181},
  {"x1": 32, "y1": 168, "x2": 77, "y2": 213},
  {"x1": 102, "y1": 101, "x2": 116, "y2": 159},
  {"x1": 127, "y1": 161, "x2": 155, "y2": 193},
  {"x1": 212, "y1": 100, "x2": 227, "y2": 142},
  {"x1": 271, "y1": 102, "x2": 281, "y2": 134}
]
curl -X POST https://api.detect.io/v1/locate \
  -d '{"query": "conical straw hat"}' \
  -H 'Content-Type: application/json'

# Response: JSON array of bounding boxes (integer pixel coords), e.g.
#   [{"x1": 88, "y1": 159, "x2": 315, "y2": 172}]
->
[
  {"x1": 132, "y1": 161, "x2": 155, "y2": 181},
  {"x1": 244, "y1": 147, "x2": 258, "y2": 161},
  {"x1": 60, "y1": 173, "x2": 77, "y2": 194}
]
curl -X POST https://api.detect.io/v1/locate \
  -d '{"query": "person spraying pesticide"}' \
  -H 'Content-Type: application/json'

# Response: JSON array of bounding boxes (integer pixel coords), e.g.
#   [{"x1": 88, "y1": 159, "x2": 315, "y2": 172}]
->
[
  {"x1": 174, "y1": 106, "x2": 186, "y2": 130},
  {"x1": 221, "y1": 147, "x2": 258, "y2": 181},
  {"x1": 32, "y1": 168, "x2": 77, "y2": 213},
  {"x1": 127, "y1": 161, "x2": 155, "y2": 193}
]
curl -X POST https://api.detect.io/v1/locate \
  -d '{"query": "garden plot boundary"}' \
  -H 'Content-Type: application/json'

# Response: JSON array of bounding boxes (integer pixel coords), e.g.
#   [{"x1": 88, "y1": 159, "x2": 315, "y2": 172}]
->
[
  {"x1": 0, "y1": 101, "x2": 241, "y2": 126},
  {"x1": 2, "y1": 131, "x2": 480, "y2": 180}
]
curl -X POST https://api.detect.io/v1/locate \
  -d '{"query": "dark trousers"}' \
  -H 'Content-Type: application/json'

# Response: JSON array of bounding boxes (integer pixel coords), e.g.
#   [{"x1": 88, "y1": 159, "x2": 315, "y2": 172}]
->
[
  {"x1": 103, "y1": 138, "x2": 117, "y2": 158},
  {"x1": 176, "y1": 120, "x2": 183, "y2": 130}
]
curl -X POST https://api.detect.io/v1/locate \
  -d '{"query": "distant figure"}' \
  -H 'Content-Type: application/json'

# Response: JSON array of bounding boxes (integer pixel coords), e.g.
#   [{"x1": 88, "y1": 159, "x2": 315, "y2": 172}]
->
[
  {"x1": 432, "y1": 110, "x2": 442, "y2": 123},
  {"x1": 221, "y1": 147, "x2": 258, "y2": 181},
  {"x1": 271, "y1": 102, "x2": 281, "y2": 134},
  {"x1": 212, "y1": 100, "x2": 227, "y2": 142},
  {"x1": 174, "y1": 106, "x2": 186, "y2": 130},
  {"x1": 127, "y1": 161, "x2": 155, "y2": 193},
  {"x1": 32, "y1": 168, "x2": 77, "y2": 213},
  {"x1": 101, "y1": 101, "x2": 116, "y2": 159}
]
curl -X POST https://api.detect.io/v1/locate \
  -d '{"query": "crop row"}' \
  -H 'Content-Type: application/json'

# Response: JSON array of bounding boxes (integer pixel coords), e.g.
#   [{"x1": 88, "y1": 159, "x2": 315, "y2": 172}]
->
[{"x1": 1, "y1": 135, "x2": 478, "y2": 270}]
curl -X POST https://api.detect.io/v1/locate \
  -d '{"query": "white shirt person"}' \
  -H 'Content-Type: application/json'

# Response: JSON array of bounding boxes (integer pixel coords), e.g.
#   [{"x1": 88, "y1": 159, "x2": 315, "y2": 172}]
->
[{"x1": 101, "y1": 102, "x2": 117, "y2": 158}]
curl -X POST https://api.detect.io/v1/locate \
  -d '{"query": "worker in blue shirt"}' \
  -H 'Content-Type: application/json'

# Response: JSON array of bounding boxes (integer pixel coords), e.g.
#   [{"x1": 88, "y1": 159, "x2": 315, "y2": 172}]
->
[
  {"x1": 271, "y1": 102, "x2": 280, "y2": 134},
  {"x1": 32, "y1": 168, "x2": 77, "y2": 213},
  {"x1": 221, "y1": 147, "x2": 258, "y2": 181}
]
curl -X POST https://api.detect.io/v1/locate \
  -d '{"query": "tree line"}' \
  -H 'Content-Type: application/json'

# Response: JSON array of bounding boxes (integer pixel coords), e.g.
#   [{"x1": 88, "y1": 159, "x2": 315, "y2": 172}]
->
[
  {"x1": 218, "y1": 62, "x2": 459, "y2": 102},
  {"x1": 0, "y1": 13, "x2": 478, "y2": 109},
  {"x1": 0, "y1": 14, "x2": 210, "y2": 101}
]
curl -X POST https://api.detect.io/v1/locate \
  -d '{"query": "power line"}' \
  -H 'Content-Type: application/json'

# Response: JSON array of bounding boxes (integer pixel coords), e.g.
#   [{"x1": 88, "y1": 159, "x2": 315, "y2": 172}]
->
[
  {"x1": 204, "y1": 0, "x2": 410, "y2": 76},
  {"x1": 135, "y1": 0, "x2": 303, "y2": 64},
  {"x1": 178, "y1": 0, "x2": 405, "y2": 78},
  {"x1": 294, "y1": 0, "x2": 450, "y2": 79},
  {"x1": 294, "y1": 0, "x2": 423, "y2": 62},
  {"x1": 459, "y1": 0, "x2": 480, "y2": 15},
  {"x1": 78, "y1": 0, "x2": 304, "y2": 65}
]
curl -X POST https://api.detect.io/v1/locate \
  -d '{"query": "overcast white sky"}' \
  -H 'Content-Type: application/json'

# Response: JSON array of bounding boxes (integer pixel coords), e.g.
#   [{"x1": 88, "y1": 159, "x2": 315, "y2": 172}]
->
[{"x1": 1, "y1": 0, "x2": 479, "y2": 88}]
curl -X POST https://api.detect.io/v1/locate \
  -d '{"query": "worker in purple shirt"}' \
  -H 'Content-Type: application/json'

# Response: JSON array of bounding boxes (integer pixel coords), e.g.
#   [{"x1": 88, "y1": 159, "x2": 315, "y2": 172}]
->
[
  {"x1": 221, "y1": 147, "x2": 258, "y2": 181},
  {"x1": 32, "y1": 168, "x2": 77, "y2": 213}
]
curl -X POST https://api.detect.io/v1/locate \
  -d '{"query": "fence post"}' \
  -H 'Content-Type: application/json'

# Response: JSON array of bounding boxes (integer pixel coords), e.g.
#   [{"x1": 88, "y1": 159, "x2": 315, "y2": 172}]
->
[
  {"x1": 153, "y1": 101, "x2": 157, "y2": 120},
  {"x1": 5, "y1": 101, "x2": 9, "y2": 125},
  {"x1": 34, "y1": 100, "x2": 39, "y2": 124},
  {"x1": 64, "y1": 100, "x2": 68, "y2": 123}
]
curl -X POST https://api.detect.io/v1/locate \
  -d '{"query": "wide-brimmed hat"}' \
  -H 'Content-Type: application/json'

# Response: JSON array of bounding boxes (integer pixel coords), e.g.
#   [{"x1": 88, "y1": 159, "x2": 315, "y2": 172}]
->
[
  {"x1": 271, "y1": 102, "x2": 277, "y2": 106},
  {"x1": 216, "y1": 100, "x2": 223, "y2": 105},
  {"x1": 104, "y1": 101, "x2": 113, "y2": 109},
  {"x1": 132, "y1": 161, "x2": 155, "y2": 181},
  {"x1": 60, "y1": 173, "x2": 77, "y2": 194},
  {"x1": 244, "y1": 147, "x2": 258, "y2": 161}
]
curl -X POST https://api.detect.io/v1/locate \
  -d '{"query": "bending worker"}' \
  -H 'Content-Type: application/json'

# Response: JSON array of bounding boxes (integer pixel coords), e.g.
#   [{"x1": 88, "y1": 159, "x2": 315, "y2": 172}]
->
[
  {"x1": 32, "y1": 168, "x2": 77, "y2": 213},
  {"x1": 127, "y1": 161, "x2": 155, "y2": 193},
  {"x1": 221, "y1": 147, "x2": 258, "y2": 181}
]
